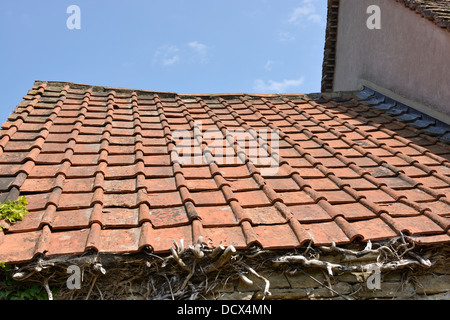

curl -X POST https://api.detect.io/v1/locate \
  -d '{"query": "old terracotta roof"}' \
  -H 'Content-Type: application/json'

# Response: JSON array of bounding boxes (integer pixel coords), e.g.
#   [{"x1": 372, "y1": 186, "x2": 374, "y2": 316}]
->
[
  {"x1": 397, "y1": 0, "x2": 450, "y2": 28},
  {"x1": 0, "y1": 80, "x2": 449, "y2": 264},
  {"x1": 321, "y1": 0, "x2": 450, "y2": 92}
]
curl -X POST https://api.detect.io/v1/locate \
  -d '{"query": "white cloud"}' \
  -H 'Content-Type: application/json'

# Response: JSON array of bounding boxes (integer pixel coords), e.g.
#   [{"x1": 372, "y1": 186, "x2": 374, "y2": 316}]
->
[
  {"x1": 289, "y1": 0, "x2": 324, "y2": 26},
  {"x1": 153, "y1": 45, "x2": 180, "y2": 66},
  {"x1": 264, "y1": 60, "x2": 274, "y2": 71},
  {"x1": 254, "y1": 77, "x2": 305, "y2": 93},
  {"x1": 188, "y1": 41, "x2": 209, "y2": 63},
  {"x1": 279, "y1": 32, "x2": 295, "y2": 42}
]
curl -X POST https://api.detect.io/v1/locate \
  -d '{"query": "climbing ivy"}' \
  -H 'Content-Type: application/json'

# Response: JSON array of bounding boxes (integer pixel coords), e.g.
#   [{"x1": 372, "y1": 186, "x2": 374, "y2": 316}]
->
[
  {"x1": 0, "y1": 264, "x2": 50, "y2": 300},
  {"x1": 0, "y1": 196, "x2": 46, "y2": 299},
  {"x1": 0, "y1": 196, "x2": 28, "y2": 228}
]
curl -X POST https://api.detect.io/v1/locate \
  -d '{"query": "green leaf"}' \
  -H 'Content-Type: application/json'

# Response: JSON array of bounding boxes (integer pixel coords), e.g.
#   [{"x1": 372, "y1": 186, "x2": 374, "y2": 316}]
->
[{"x1": 0, "y1": 196, "x2": 28, "y2": 224}]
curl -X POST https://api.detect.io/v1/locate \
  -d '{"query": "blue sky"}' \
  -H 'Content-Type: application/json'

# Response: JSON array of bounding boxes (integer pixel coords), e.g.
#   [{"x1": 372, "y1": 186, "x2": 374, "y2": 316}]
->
[{"x1": 0, "y1": 0, "x2": 327, "y2": 122}]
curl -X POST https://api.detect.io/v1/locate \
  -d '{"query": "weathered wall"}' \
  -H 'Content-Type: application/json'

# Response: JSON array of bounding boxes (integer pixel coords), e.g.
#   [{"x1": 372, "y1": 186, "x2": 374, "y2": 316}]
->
[
  {"x1": 213, "y1": 261, "x2": 450, "y2": 300},
  {"x1": 5, "y1": 243, "x2": 449, "y2": 300},
  {"x1": 333, "y1": 0, "x2": 450, "y2": 118}
]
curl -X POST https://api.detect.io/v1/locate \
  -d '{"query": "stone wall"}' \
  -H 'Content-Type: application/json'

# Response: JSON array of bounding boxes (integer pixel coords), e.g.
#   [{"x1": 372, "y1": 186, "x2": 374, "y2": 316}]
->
[
  {"x1": 209, "y1": 246, "x2": 450, "y2": 300},
  {"x1": 212, "y1": 265, "x2": 449, "y2": 300}
]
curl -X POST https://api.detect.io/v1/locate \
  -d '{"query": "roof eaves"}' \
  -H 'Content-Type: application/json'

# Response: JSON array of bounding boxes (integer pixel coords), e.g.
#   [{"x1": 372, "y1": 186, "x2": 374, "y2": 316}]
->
[{"x1": 321, "y1": 0, "x2": 340, "y2": 93}]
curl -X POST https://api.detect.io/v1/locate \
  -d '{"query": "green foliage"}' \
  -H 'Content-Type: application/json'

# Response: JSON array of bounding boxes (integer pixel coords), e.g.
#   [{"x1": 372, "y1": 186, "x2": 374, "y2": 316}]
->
[
  {"x1": 0, "y1": 196, "x2": 48, "y2": 300},
  {"x1": 0, "y1": 264, "x2": 50, "y2": 300},
  {"x1": 0, "y1": 196, "x2": 28, "y2": 226}
]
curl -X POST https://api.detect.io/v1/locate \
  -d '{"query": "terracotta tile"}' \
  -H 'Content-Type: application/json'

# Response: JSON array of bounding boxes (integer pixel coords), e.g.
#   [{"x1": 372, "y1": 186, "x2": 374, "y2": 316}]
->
[
  {"x1": 278, "y1": 191, "x2": 315, "y2": 205},
  {"x1": 142, "y1": 146, "x2": 168, "y2": 155},
  {"x1": 254, "y1": 224, "x2": 300, "y2": 248},
  {"x1": 35, "y1": 153, "x2": 65, "y2": 165},
  {"x1": 234, "y1": 190, "x2": 271, "y2": 207},
  {"x1": 6, "y1": 210, "x2": 45, "y2": 232},
  {"x1": 400, "y1": 166, "x2": 429, "y2": 177},
  {"x1": 144, "y1": 155, "x2": 171, "y2": 166},
  {"x1": 70, "y1": 154, "x2": 99, "y2": 165},
  {"x1": 228, "y1": 178, "x2": 259, "y2": 191},
  {"x1": 377, "y1": 202, "x2": 421, "y2": 217},
  {"x1": 103, "y1": 193, "x2": 137, "y2": 207},
  {"x1": 105, "y1": 165, "x2": 137, "y2": 179},
  {"x1": 151, "y1": 225, "x2": 193, "y2": 253},
  {"x1": 107, "y1": 154, "x2": 136, "y2": 165},
  {"x1": 191, "y1": 191, "x2": 227, "y2": 206},
  {"x1": 331, "y1": 202, "x2": 378, "y2": 220},
  {"x1": 401, "y1": 189, "x2": 436, "y2": 202},
  {"x1": 318, "y1": 157, "x2": 347, "y2": 168},
  {"x1": 41, "y1": 142, "x2": 69, "y2": 153},
  {"x1": 424, "y1": 201, "x2": 450, "y2": 216},
  {"x1": 109, "y1": 136, "x2": 135, "y2": 145},
  {"x1": 342, "y1": 178, "x2": 377, "y2": 190},
  {"x1": 285, "y1": 157, "x2": 313, "y2": 168},
  {"x1": 0, "y1": 151, "x2": 28, "y2": 164},
  {"x1": 394, "y1": 215, "x2": 443, "y2": 235},
  {"x1": 4, "y1": 140, "x2": 35, "y2": 151},
  {"x1": 361, "y1": 189, "x2": 397, "y2": 203},
  {"x1": 350, "y1": 218, "x2": 398, "y2": 241},
  {"x1": 218, "y1": 166, "x2": 251, "y2": 178},
  {"x1": 100, "y1": 207, "x2": 139, "y2": 227},
  {"x1": 303, "y1": 177, "x2": 339, "y2": 191},
  {"x1": 145, "y1": 177, "x2": 177, "y2": 192},
  {"x1": 148, "y1": 191, "x2": 183, "y2": 208},
  {"x1": 375, "y1": 177, "x2": 415, "y2": 189},
  {"x1": 47, "y1": 229, "x2": 90, "y2": 256},
  {"x1": 99, "y1": 228, "x2": 140, "y2": 253},
  {"x1": 349, "y1": 157, "x2": 379, "y2": 167},
  {"x1": 0, "y1": 177, "x2": 14, "y2": 192},
  {"x1": 412, "y1": 234, "x2": 450, "y2": 245},
  {"x1": 0, "y1": 164, "x2": 21, "y2": 176},
  {"x1": 203, "y1": 226, "x2": 248, "y2": 248},
  {"x1": 63, "y1": 178, "x2": 96, "y2": 193},
  {"x1": 329, "y1": 167, "x2": 361, "y2": 178},
  {"x1": 26, "y1": 193, "x2": 51, "y2": 211},
  {"x1": 103, "y1": 179, "x2": 136, "y2": 193},
  {"x1": 58, "y1": 192, "x2": 94, "y2": 210},
  {"x1": 181, "y1": 166, "x2": 212, "y2": 179},
  {"x1": 0, "y1": 230, "x2": 42, "y2": 263},
  {"x1": 265, "y1": 178, "x2": 301, "y2": 191},
  {"x1": 150, "y1": 206, "x2": 190, "y2": 227},
  {"x1": 295, "y1": 167, "x2": 326, "y2": 178},
  {"x1": 108, "y1": 145, "x2": 134, "y2": 154},
  {"x1": 289, "y1": 204, "x2": 332, "y2": 222},
  {"x1": 303, "y1": 221, "x2": 350, "y2": 245},
  {"x1": 197, "y1": 205, "x2": 238, "y2": 226},
  {"x1": 51, "y1": 208, "x2": 92, "y2": 229},
  {"x1": 28, "y1": 165, "x2": 61, "y2": 178},
  {"x1": 65, "y1": 166, "x2": 98, "y2": 178},
  {"x1": 411, "y1": 155, "x2": 442, "y2": 166},
  {"x1": 21, "y1": 178, "x2": 55, "y2": 193},
  {"x1": 320, "y1": 190, "x2": 356, "y2": 204},
  {"x1": 379, "y1": 156, "x2": 410, "y2": 167},
  {"x1": 412, "y1": 176, "x2": 449, "y2": 188},
  {"x1": 364, "y1": 166, "x2": 397, "y2": 178},
  {"x1": 244, "y1": 206, "x2": 287, "y2": 224},
  {"x1": 144, "y1": 166, "x2": 173, "y2": 178}
]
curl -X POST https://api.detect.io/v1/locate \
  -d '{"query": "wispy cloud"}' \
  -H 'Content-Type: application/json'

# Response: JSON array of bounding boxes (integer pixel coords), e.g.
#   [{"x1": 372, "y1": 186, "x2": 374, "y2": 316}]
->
[
  {"x1": 279, "y1": 32, "x2": 295, "y2": 42},
  {"x1": 254, "y1": 77, "x2": 305, "y2": 93},
  {"x1": 264, "y1": 60, "x2": 274, "y2": 71},
  {"x1": 153, "y1": 45, "x2": 180, "y2": 66},
  {"x1": 288, "y1": 0, "x2": 324, "y2": 26},
  {"x1": 188, "y1": 41, "x2": 209, "y2": 63}
]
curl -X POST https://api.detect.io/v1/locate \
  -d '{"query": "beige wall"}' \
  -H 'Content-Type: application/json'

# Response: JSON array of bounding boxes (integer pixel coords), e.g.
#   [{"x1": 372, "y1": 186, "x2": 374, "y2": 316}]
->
[{"x1": 333, "y1": 0, "x2": 450, "y2": 118}]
